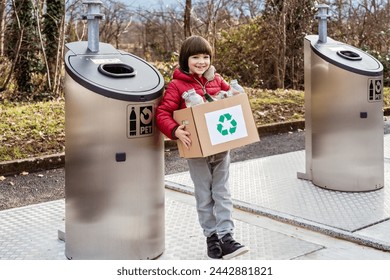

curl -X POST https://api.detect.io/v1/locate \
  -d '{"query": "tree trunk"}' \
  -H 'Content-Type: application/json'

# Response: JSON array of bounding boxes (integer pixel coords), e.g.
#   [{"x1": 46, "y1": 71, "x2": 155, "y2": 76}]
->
[
  {"x1": 184, "y1": 0, "x2": 191, "y2": 37},
  {"x1": 0, "y1": 0, "x2": 6, "y2": 56},
  {"x1": 279, "y1": 0, "x2": 286, "y2": 89}
]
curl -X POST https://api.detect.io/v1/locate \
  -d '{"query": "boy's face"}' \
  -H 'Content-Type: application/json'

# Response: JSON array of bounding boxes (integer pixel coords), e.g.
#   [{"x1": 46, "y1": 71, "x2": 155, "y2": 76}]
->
[{"x1": 188, "y1": 54, "x2": 210, "y2": 77}]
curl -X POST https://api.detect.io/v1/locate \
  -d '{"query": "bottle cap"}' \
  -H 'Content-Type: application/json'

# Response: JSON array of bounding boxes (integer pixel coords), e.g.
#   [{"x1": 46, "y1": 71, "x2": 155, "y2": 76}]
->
[{"x1": 182, "y1": 91, "x2": 189, "y2": 99}]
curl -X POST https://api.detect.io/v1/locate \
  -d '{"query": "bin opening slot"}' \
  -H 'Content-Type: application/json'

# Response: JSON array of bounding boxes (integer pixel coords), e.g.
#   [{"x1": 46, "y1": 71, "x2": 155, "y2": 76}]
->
[
  {"x1": 98, "y1": 63, "x2": 137, "y2": 78},
  {"x1": 336, "y1": 50, "x2": 362, "y2": 61}
]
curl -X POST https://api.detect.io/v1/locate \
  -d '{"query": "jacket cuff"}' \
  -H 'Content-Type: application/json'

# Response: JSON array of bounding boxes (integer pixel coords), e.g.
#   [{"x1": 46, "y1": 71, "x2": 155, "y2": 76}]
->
[{"x1": 171, "y1": 125, "x2": 179, "y2": 140}]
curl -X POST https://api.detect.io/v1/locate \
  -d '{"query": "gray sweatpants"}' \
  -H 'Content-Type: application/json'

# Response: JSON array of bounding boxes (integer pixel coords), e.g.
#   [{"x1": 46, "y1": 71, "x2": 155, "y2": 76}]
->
[{"x1": 187, "y1": 151, "x2": 234, "y2": 238}]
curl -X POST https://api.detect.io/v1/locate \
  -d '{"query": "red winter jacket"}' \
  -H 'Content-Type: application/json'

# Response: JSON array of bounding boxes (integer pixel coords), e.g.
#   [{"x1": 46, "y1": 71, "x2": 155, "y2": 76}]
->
[{"x1": 156, "y1": 67, "x2": 230, "y2": 139}]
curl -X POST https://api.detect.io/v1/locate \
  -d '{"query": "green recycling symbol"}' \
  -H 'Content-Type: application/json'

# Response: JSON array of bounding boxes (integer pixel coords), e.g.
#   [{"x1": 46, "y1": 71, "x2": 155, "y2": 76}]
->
[{"x1": 217, "y1": 113, "x2": 237, "y2": 136}]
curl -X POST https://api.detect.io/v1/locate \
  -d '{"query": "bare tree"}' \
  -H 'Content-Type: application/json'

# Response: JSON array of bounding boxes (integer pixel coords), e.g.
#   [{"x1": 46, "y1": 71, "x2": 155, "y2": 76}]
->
[
  {"x1": 184, "y1": 0, "x2": 191, "y2": 37},
  {"x1": 31, "y1": 0, "x2": 51, "y2": 90},
  {"x1": 132, "y1": 2, "x2": 184, "y2": 60},
  {"x1": 0, "y1": 0, "x2": 7, "y2": 56},
  {"x1": 191, "y1": 0, "x2": 230, "y2": 52},
  {"x1": 1, "y1": 0, "x2": 389, "y2": 99},
  {"x1": 228, "y1": 0, "x2": 263, "y2": 21},
  {"x1": 65, "y1": 0, "x2": 85, "y2": 42},
  {"x1": 43, "y1": 0, "x2": 65, "y2": 96},
  {"x1": 100, "y1": 0, "x2": 133, "y2": 48}
]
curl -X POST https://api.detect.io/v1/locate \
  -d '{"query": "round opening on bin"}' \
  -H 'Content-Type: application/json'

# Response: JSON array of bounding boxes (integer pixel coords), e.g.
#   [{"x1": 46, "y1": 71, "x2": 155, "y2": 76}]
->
[
  {"x1": 98, "y1": 63, "x2": 137, "y2": 78},
  {"x1": 336, "y1": 50, "x2": 362, "y2": 61}
]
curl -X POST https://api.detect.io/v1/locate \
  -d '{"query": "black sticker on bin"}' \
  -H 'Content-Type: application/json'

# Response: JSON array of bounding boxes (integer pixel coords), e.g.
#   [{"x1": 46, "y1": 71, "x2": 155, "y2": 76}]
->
[{"x1": 116, "y1": 153, "x2": 126, "y2": 162}]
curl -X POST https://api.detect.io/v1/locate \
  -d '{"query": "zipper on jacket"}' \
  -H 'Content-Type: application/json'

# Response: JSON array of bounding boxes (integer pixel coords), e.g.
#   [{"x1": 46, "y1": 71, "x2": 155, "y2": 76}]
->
[{"x1": 194, "y1": 78, "x2": 215, "y2": 102}]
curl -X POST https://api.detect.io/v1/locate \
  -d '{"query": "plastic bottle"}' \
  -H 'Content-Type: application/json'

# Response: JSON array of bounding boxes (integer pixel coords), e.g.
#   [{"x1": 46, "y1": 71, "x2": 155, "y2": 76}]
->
[
  {"x1": 230, "y1": 79, "x2": 245, "y2": 94},
  {"x1": 215, "y1": 90, "x2": 233, "y2": 100},
  {"x1": 182, "y1": 89, "x2": 204, "y2": 107}
]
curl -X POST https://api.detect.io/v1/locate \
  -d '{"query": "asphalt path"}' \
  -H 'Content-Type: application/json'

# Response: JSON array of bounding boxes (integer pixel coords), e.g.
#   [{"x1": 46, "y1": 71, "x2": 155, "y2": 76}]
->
[{"x1": 164, "y1": 129, "x2": 305, "y2": 174}]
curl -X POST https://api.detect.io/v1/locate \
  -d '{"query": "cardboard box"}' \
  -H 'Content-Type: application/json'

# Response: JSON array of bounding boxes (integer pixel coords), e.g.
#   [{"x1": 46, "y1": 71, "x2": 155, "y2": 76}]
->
[{"x1": 173, "y1": 93, "x2": 260, "y2": 158}]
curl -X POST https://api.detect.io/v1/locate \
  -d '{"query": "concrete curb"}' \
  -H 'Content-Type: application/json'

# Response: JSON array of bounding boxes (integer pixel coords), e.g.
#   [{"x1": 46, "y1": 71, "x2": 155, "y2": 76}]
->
[
  {"x1": 0, "y1": 153, "x2": 65, "y2": 176},
  {"x1": 1, "y1": 120, "x2": 304, "y2": 176}
]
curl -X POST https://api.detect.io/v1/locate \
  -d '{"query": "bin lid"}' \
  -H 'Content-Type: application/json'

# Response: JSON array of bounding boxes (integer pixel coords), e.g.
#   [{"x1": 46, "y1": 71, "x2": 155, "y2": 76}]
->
[
  {"x1": 65, "y1": 42, "x2": 164, "y2": 102},
  {"x1": 307, "y1": 35, "x2": 383, "y2": 76}
]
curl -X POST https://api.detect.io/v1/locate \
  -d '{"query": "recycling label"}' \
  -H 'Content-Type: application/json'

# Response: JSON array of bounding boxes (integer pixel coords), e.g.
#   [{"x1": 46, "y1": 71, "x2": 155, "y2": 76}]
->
[
  {"x1": 127, "y1": 104, "x2": 154, "y2": 138},
  {"x1": 217, "y1": 113, "x2": 237, "y2": 136},
  {"x1": 205, "y1": 105, "x2": 248, "y2": 145},
  {"x1": 368, "y1": 78, "x2": 382, "y2": 102}
]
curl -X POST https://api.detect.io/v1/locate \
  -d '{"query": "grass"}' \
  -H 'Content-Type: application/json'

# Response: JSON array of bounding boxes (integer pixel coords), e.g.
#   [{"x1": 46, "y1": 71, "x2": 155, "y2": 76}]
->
[
  {"x1": 0, "y1": 99, "x2": 65, "y2": 161},
  {"x1": 1, "y1": 87, "x2": 390, "y2": 162},
  {"x1": 246, "y1": 88, "x2": 305, "y2": 126}
]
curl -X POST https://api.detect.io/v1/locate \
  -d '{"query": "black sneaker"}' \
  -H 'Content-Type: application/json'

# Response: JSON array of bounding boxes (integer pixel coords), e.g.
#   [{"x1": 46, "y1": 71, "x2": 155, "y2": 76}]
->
[
  {"x1": 206, "y1": 233, "x2": 223, "y2": 259},
  {"x1": 219, "y1": 233, "x2": 249, "y2": 259}
]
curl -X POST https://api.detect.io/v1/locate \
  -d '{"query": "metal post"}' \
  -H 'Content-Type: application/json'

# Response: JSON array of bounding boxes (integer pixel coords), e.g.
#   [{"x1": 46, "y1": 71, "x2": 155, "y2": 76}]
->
[
  {"x1": 83, "y1": 1, "x2": 104, "y2": 53},
  {"x1": 315, "y1": 4, "x2": 331, "y2": 44}
]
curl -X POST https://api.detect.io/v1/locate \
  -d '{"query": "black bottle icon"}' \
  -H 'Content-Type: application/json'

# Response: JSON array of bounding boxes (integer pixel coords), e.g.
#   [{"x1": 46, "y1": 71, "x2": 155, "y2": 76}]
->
[
  {"x1": 369, "y1": 80, "x2": 374, "y2": 101},
  {"x1": 129, "y1": 107, "x2": 137, "y2": 136}
]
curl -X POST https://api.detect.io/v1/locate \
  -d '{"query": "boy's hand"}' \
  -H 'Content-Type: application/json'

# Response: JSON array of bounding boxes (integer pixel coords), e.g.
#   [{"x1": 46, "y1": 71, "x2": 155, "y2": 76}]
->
[{"x1": 175, "y1": 125, "x2": 191, "y2": 149}]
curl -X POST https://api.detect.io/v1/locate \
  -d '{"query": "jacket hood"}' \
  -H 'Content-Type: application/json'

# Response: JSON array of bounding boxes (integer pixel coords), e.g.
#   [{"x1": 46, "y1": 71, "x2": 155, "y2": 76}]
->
[{"x1": 174, "y1": 65, "x2": 216, "y2": 82}]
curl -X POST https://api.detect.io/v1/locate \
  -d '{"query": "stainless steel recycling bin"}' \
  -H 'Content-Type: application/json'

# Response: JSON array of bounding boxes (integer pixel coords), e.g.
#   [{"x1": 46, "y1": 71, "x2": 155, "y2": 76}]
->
[
  {"x1": 298, "y1": 5, "x2": 384, "y2": 192},
  {"x1": 64, "y1": 41, "x2": 165, "y2": 259}
]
